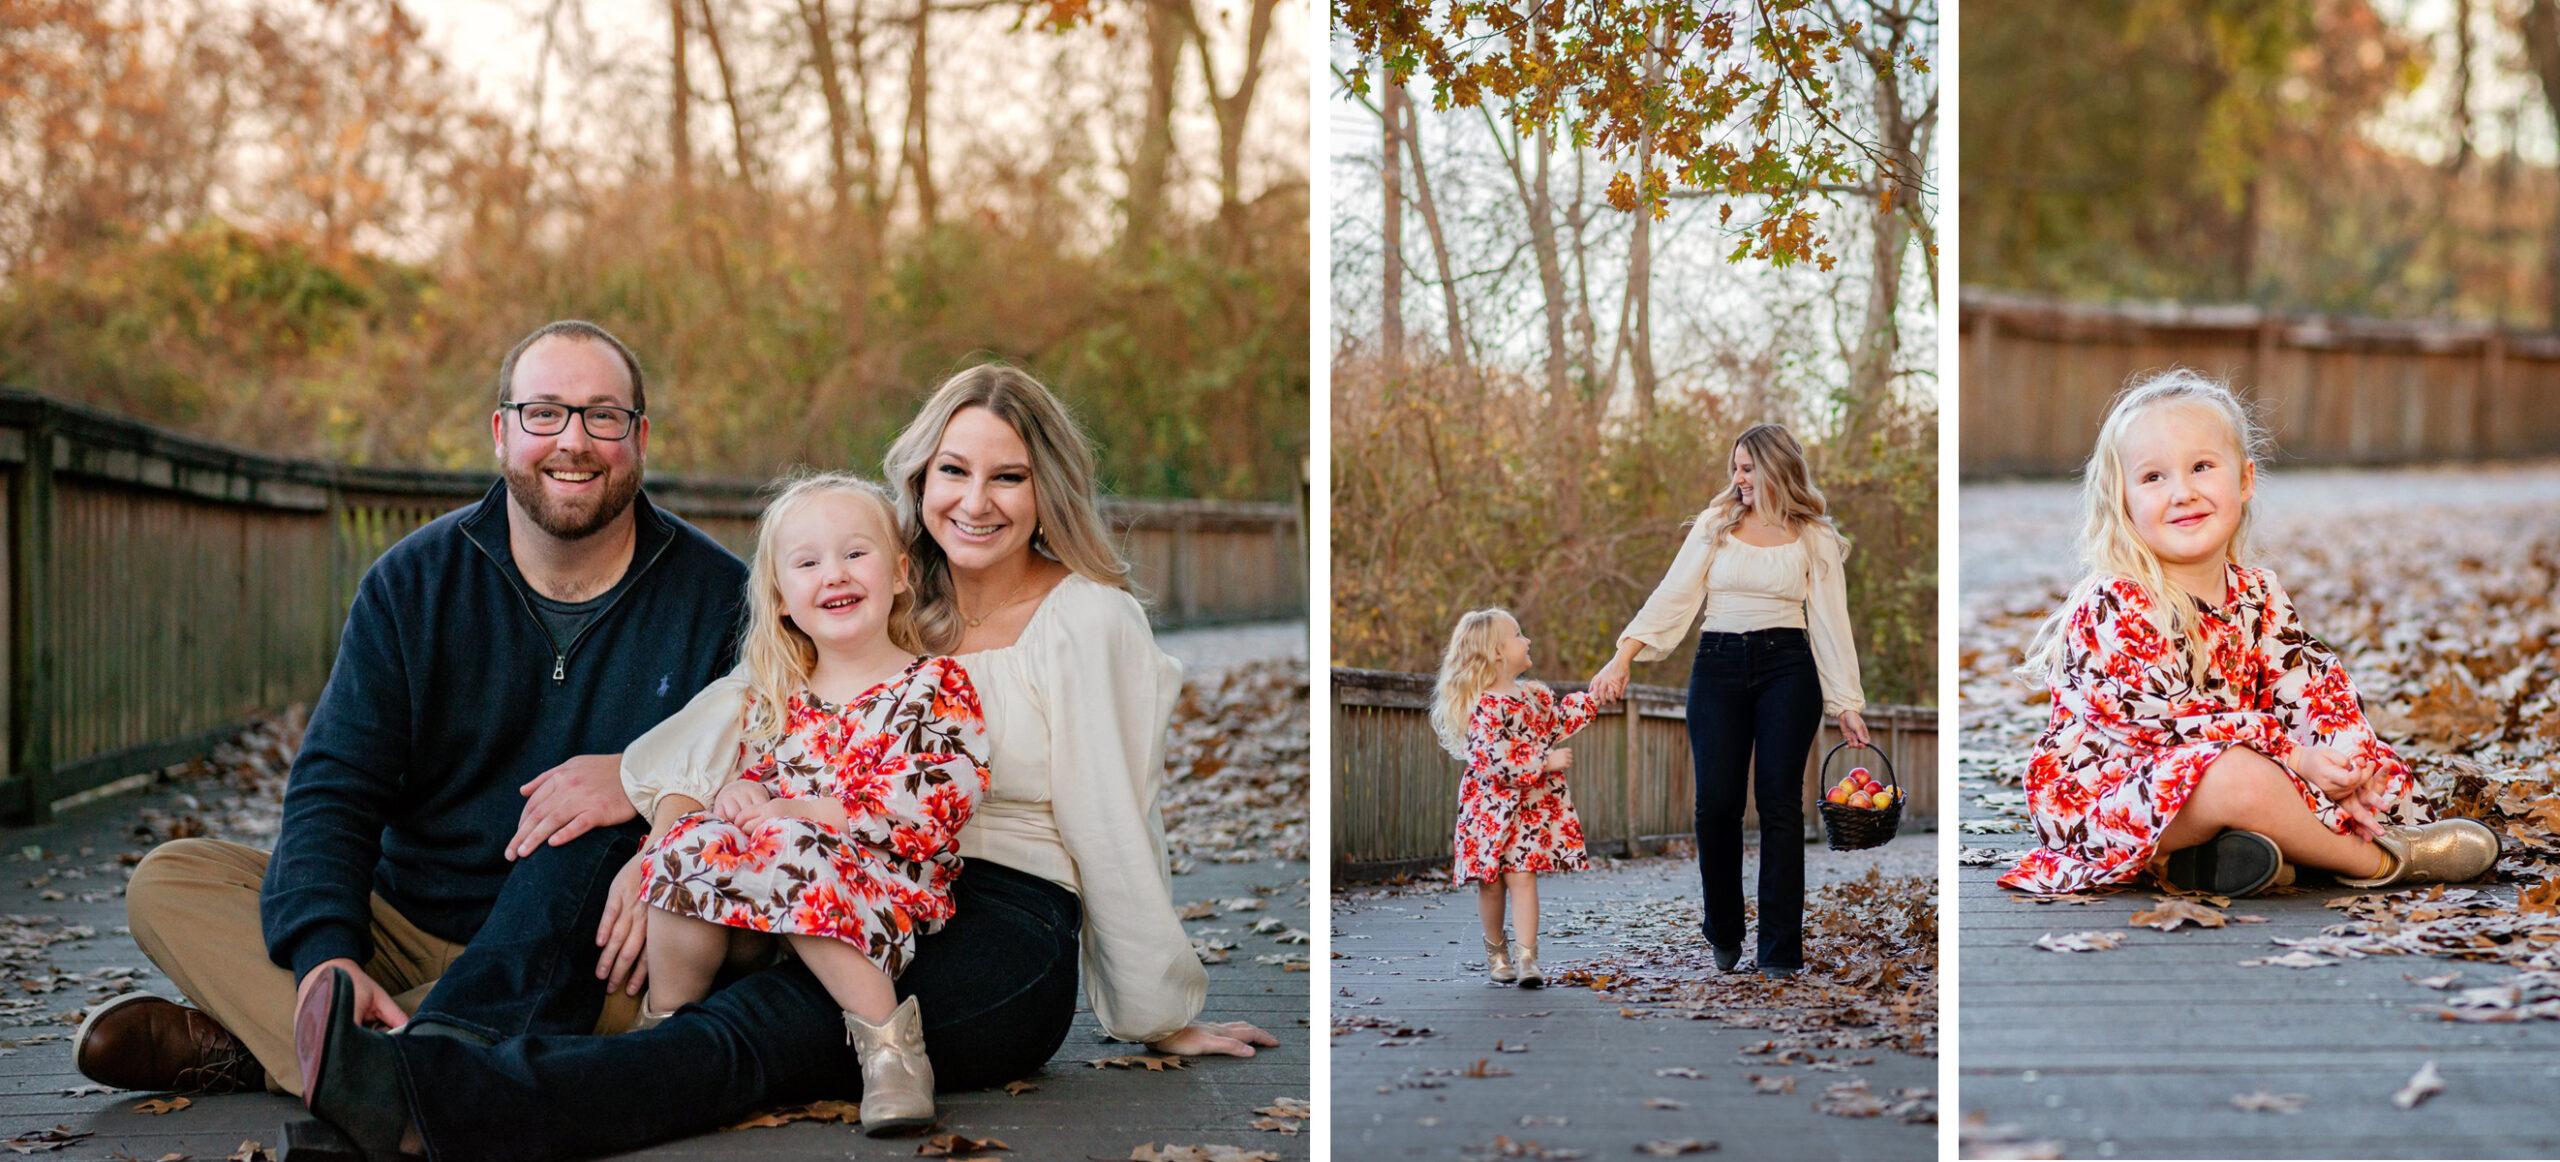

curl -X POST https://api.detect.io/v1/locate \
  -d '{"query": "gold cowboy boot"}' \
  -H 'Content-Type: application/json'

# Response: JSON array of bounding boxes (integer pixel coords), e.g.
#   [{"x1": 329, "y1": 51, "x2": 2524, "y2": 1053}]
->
[
  {"x1": 2338, "y1": 819, "x2": 2501, "y2": 889},
  {"x1": 845, "y1": 996, "x2": 934, "y2": 1136},
  {"x1": 1511, "y1": 937, "x2": 1545, "y2": 989},
  {"x1": 1483, "y1": 935, "x2": 1517, "y2": 984}
]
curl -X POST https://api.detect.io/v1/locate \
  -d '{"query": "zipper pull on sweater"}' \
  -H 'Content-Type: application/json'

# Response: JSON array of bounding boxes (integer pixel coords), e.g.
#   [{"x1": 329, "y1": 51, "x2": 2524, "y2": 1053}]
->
[{"x1": 554, "y1": 654, "x2": 566, "y2": 683}]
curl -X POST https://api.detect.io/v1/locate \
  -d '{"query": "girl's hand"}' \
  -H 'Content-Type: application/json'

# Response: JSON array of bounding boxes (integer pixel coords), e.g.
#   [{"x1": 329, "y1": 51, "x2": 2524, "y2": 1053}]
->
[
  {"x1": 712, "y1": 780, "x2": 771, "y2": 823},
  {"x1": 1147, "y1": 1020, "x2": 1280, "y2": 1058},
  {"x1": 2288, "y1": 747, "x2": 2366, "y2": 802},
  {"x1": 1542, "y1": 747, "x2": 1574, "y2": 773},
  {"x1": 1589, "y1": 657, "x2": 1631, "y2": 704},
  {"x1": 1838, "y1": 710, "x2": 1871, "y2": 749}
]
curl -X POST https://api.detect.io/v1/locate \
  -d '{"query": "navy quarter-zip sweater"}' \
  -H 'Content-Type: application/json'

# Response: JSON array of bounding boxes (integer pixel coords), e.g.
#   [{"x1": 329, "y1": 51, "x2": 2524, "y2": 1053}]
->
[{"x1": 260, "y1": 480, "x2": 748, "y2": 982}]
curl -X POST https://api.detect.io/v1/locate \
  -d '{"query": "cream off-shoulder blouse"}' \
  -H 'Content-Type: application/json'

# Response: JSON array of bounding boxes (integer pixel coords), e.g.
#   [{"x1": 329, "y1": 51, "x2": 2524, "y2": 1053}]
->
[
  {"x1": 1617, "y1": 515, "x2": 1867, "y2": 718},
  {"x1": 622, "y1": 573, "x2": 1207, "y2": 1042}
]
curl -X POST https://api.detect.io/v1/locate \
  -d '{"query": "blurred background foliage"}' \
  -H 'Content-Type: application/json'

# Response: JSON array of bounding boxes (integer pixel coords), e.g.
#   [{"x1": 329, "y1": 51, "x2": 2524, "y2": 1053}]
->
[
  {"x1": 1964, "y1": 0, "x2": 2560, "y2": 326},
  {"x1": 0, "y1": 0, "x2": 1308, "y2": 498}
]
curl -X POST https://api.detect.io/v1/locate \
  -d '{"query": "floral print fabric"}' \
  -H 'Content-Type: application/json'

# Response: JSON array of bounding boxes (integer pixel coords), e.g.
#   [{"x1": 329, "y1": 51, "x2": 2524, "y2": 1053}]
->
[
  {"x1": 642, "y1": 655, "x2": 990, "y2": 978},
  {"x1": 1453, "y1": 683, "x2": 1600, "y2": 887},
  {"x1": 2000, "y1": 565, "x2": 2426, "y2": 894}
]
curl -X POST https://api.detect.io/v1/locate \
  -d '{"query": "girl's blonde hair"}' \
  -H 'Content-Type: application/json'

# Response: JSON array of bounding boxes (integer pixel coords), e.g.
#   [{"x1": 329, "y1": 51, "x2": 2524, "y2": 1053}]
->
[
  {"x1": 740, "y1": 472, "x2": 920, "y2": 748},
  {"x1": 1430, "y1": 609, "x2": 1517, "y2": 759},
  {"x1": 1685, "y1": 422, "x2": 1849, "y2": 584},
  {"x1": 884, "y1": 364, "x2": 1131, "y2": 653},
  {"x1": 2019, "y1": 368, "x2": 2269, "y2": 686}
]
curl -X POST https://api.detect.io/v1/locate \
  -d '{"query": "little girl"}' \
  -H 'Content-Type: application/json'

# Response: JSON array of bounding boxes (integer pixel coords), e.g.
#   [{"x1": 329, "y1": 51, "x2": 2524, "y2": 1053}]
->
[
  {"x1": 2002, "y1": 370, "x2": 2496, "y2": 898},
  {"x1": 625, "y1": 473, "x2": 989, "y2": 1135},
  {"x1": 1432, "y1": 608, "x2": 1603, "y2": 988}
]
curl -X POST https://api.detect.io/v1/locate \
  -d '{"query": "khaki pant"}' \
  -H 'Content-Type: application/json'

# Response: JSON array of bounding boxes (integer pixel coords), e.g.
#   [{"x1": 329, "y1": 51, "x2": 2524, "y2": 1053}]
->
[{"x1": 126, "y1": 838, "x2": 636, "y2": 1096}]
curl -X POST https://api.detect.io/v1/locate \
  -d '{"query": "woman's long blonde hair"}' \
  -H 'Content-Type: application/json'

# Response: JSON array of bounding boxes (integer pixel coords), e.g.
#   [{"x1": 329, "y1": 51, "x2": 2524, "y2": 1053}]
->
[
  {"x1": 1430, "y1": 609, "x2": 1518, "y2": 759},
  {"x1": 1685, "y1": 422, "x2": 1848, "y2": 584},
  {"x1": 738, "y1": 472, "x2": 921, "y2": 748},
  {"x1": 2018, "y1": 369, "x2": 2268, "y2": 687},
  {"x1": 883, "y1": 364, "x2": 1132, "y2": 653}
]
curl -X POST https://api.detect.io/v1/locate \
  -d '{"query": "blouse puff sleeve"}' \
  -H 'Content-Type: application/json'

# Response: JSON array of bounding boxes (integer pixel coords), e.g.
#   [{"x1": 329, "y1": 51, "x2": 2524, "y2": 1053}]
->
[
  {"x1": 1468, "y1": 686, "x2": 1601, "y2": 790},
  {"x1": 1802, "y1": 525, "x2": 1867, "y2": 719},
  {"x1": 1617, "y1": 512, "x2": 1716, "y2": 663},
  {"x1": 2056, "y1": 577, "x2": 2300, "y2": 771},
  {"x1": 621, "y1": 668, "x2": 752, "y2": 822},
  {"x1": 1038, "y1": 581, "x2": 1207, "y2": 1044}
]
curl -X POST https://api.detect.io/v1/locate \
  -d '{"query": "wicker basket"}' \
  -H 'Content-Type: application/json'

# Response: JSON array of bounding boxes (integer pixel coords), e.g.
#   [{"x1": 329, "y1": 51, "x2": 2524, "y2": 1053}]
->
[{"x1": 1816, "y1": 740, "x2": 1902, "y2": 852}]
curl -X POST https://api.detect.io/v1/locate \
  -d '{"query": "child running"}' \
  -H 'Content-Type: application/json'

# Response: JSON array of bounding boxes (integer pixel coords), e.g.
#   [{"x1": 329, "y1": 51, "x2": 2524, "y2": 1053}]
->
[
  {"x1": 1432, "y1": 609, "x2": 1605, "y2": 987},
  {"x1": 2003, "y1": 370, "x2": 2496, "y2": 897},
  {"x1": 625, "y1": 473, "x2": 989, "y2": 1135}
]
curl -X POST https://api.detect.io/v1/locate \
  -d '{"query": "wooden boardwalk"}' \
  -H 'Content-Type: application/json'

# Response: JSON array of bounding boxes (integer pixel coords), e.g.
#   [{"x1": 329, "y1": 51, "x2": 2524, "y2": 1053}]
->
[
  {"x1": 1333, "y1": 843, "x2": 1937, "y2": 1161},
  {"x1": 0, "y1": 622, "x2": 1313, "y2": 1160},
  {"x1": 1957, "y1": 773, "x2": 2560, "y2": 1158}
]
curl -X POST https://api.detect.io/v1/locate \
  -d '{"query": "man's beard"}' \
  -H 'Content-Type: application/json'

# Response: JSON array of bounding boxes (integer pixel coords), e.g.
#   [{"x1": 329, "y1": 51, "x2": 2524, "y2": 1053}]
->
[{"x1": 504, "y1": 454, "x2": 643, "y2": 540}]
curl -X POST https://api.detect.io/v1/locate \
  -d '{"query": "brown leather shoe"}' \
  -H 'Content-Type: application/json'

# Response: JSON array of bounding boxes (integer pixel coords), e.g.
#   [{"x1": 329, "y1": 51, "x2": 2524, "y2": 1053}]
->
[{"x1": 74, "y1": 992, "x2": 266, "y2": 1094}]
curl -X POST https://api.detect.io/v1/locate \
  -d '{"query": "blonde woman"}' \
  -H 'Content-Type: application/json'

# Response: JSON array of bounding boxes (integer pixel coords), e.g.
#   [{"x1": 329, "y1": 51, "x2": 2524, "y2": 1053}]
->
[
  {"x1": 1430, "y1": 609, "x2": 1602, "y2": 988},
  {"x1": 1589, "y1": 424, "x2": 1868, "y2": 979},
  {"x1": 291, "y1": 366, "x2": 1275, "y2": 1161}
]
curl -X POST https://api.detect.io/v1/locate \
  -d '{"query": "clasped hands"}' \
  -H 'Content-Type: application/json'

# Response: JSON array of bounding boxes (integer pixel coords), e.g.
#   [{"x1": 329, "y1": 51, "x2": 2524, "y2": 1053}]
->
[{"x1": 2289, "y1": 746, "x2": 2392, "y2": 839}]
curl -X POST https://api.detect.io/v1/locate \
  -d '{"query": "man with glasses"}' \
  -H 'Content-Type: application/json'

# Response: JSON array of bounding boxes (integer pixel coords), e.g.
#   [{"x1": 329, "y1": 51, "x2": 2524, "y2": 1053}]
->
[{"x1": 74, "y1": 321, "x2": 748, "y2": 1106}]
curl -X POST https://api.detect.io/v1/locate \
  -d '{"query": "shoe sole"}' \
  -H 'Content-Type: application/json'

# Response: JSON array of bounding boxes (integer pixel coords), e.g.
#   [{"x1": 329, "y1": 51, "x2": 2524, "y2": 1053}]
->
[
  {"x1": 71, "y1": 992, "x2": 165, "y2": 1086},
  {"x1": 1516, "y1": 976, "x2": 1544, "y2": 989},
  {"x1": 2165, "y1": 831, "x2": 2283, "y2": 897},
  {"x1": 292, "y1": 971, "x2": 339, "y2": 1110},
  {"x1": 862, "y1": 1113, "x2": 935, "y2": 1137}
]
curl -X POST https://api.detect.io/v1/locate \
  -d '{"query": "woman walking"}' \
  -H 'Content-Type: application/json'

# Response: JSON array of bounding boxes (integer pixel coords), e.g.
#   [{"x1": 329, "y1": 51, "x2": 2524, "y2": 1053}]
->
[{"x1": 1590, "y1": 424, "x2": 1868, "y2": 978}]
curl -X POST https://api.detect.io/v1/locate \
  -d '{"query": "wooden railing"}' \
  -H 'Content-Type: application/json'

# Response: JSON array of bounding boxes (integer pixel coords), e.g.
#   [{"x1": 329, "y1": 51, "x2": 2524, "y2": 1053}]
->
[
  {"x1": 1330, "y1": 666, "x2": 1938, "y2": 881},
  {"x1": 0, "y1": 389, "x2": 1304, "y2": 821},
  {"x1": 1961, "y1": 289, "x2": 2560, "y2": 476}
]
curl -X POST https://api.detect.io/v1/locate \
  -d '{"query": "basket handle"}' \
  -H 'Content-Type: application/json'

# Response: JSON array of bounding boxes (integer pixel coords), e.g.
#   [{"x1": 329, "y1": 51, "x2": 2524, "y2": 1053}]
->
[{"x1": 1819, "y1": 739, "x2": 1895, "y2": 791}]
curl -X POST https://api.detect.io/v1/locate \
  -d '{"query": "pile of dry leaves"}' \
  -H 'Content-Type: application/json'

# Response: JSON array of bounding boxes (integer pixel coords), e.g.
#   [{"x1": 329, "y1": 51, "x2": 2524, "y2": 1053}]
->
[
  {"x1": 1160, "y1": 660, "x2": 1310, "y2": 865},
  {"x1": 1558, "y1": 869, "x2": 1939, "y2": 1056}
]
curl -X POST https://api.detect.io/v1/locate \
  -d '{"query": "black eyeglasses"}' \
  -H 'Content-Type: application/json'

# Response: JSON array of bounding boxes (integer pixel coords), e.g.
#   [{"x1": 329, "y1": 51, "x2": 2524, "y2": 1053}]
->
[{"x1": 500, "y1": 401, "x2": 643, "y2": 440}]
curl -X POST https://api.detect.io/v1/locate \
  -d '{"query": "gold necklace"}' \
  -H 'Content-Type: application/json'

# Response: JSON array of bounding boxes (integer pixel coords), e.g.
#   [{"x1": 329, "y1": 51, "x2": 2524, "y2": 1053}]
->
[{"x1": 962, "y1": 573, "x2": 1037, "y2": 629}]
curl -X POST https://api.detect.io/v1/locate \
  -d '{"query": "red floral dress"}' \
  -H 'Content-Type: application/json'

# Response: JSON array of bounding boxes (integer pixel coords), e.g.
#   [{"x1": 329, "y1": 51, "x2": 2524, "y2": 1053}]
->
[
  {"x1": 2000, "y1": 565, "x2": 2427, "y2": 894},
  {"x1": 641, "y1": 656, "x2": 989, "y2": 978},
  {"x1": 1453, "y1": 683, "x2": 1600, "y2": 886}
]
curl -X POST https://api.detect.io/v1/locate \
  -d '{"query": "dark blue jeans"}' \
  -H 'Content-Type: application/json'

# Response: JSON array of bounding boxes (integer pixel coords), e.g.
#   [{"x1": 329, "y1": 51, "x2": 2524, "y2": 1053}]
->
[
  {"x1": 405, "y1": 826, "x2": 644, "y2": 1043},
  {"x1": 390, "y1": 859, "x2": 1081, "y2": 1162},
  {"x1": 1685, "y1": 628, "x2": 1824, "y2": 971}
]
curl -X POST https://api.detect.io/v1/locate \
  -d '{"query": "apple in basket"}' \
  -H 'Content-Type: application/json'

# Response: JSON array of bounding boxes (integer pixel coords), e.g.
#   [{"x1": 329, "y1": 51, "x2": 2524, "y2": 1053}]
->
[
  {"x1": 1826, "y1": 783, "x2": 1850, "y2": 805},
  {"x1": 1847, "y1": 789, "x2": 1873, "y2": 808}
]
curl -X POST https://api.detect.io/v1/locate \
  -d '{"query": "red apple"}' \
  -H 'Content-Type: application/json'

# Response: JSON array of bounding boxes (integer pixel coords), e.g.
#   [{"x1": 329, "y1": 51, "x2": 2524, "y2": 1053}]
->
[
  {"x1": 1847, "y1": 790, "x2": 1873, "y2": 809},
  {"x1": 1825, "y1": 785, "x2": 1850, "y2": 805},
  {"x1": 1850, "y1": 766, "x2": 1870, "y2": 782}
]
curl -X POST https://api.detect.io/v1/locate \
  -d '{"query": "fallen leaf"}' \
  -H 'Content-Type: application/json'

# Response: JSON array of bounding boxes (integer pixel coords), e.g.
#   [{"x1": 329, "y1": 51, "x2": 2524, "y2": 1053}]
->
[
  {"x1": 1091, "y1": 1055, "x2": 1188, "y2": 1071},
  {"x1": 59, "y1": 1085, "x2": 112, "y2": 1098},
  {"x1": 1654, "y1": 1067, "x2": 1707, "y2": 1079},
  {"x1": 1247, "y1": 1118, "x2": 1299, "y2": 1134},
  {"x1": 1644, "y1": 1097, "x2": 1686, "y2": 1109},
  {"x1": 1814, "y1": 1079, "x2": 1887, "y2": 1117},
  {"x1": 1494, "y1": 1039, "x2": 1528, "y2": 1053},
  {"x1": 229, "y1": 1142, "x2": 271, "y2": 1162},
  {"x1": 1251, "y1": 1098, "x2": 1309, "y2": 1119},
  {"x1": 2406, "y1": 971, "x2": 2463, "y2": 990},
  {"x1": 2230, "y1": 1091, "x2": 2307, "y2": 1113},
  {"x1": 2033, "y1": 931, "x2": 2125, "y2": 953},
  {"x1": 2393, "y1": 1061, "x2": 2445, "y2": 1109},
  {"x1": 2129, "y1": 897, "x2": 2228, "y2": 932},
  {"x1": 1635, "y1": 1141, "x2": 1715, "y2": 1156},
  {"x1": 1002, "y1": 1080, "x2": 1037, "y2": 1095},
  {"x1": 0, "y1": 1126, "x2": 93, "y2": 1153},
  {"x1": 1748, "y1": 1073, "x2": 1795, "y2": 1094},
  {"x1": 918, "y1": 1133, "x2": 1009, "y2": 1155},
  {"x1": 1459, "y1": 1058, "x2": 1511, "y2": 1078},
  {"x1": 720, "y1": 1099, "x2": 860, "y2": 1130},
  {"x1": 131, "y1": 1098, "x2": 190, "y2": 1116},
  {"x1": 1127, "y1": 1146, "x2": 1281, "y2": 1162},
  {"x1": 2240, "y1": 950, "x2": 2338, "y2": 969}
]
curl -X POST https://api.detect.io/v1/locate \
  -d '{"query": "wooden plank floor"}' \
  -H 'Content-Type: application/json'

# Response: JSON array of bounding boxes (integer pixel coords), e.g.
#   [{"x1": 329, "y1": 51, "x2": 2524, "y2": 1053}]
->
[
  {"x1": 0, "y1": 622, "x2": 1312, "y2": 1160},
  {"x1": 1333, "y1": 843, "x2": 1937, "y2": 1161}
]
